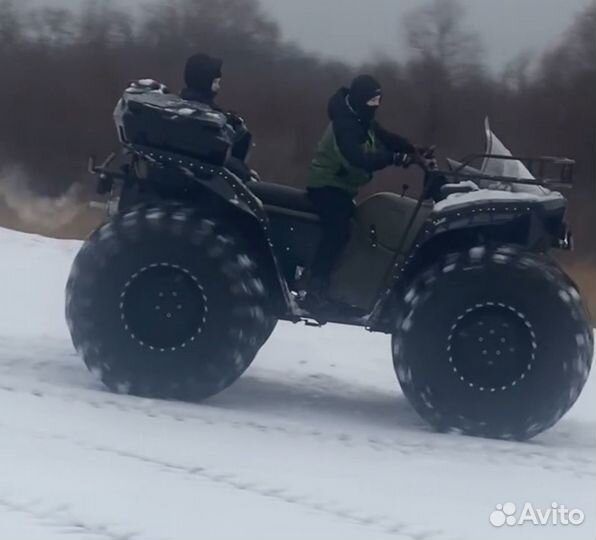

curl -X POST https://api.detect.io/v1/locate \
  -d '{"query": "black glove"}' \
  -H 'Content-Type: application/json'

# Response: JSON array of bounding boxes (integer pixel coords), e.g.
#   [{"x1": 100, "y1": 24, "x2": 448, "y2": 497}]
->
[
  {"x1": 413, "y1": 146, "x2": 439, "y2": 170},
  {"x1": 416, "y1": 145, "x2": 436, "y2": 159},
  {"x1": 226, "y1": 111, "x2": 245, "y2": 131},
  {"x1": 393, "y1": 152, "x2": 415, "y2": 168}
]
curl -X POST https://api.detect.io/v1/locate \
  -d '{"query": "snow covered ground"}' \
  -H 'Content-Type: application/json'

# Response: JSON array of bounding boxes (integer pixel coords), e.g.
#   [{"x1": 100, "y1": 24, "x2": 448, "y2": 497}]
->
[{"x1": 0, "y1": 226, "x2": 594, "y2": 540}]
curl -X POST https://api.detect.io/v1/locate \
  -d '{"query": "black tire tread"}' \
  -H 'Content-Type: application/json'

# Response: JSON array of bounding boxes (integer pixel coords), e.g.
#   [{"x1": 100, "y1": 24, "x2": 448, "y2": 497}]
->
[
  {"x1": 393, "y1": 245, "x2": 593, "y2": 440},
  {"x1": 66, "y1": 204, "x2": 272, "y2": 400}
]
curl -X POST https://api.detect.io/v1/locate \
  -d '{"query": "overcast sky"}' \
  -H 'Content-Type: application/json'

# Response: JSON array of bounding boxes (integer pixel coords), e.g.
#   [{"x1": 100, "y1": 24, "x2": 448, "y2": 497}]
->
[
  {"x1": 257, "y1": 0, "x2": 592, "y2": 69},
  {"x1": 52, "y1": 0, "x2": 593, "y2": 70}
]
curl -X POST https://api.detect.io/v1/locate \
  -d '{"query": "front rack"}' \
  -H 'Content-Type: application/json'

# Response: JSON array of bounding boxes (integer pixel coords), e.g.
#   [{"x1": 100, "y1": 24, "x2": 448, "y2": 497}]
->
[{"x1": 441, "y1": 153, "x2": 575, "y2": 189}]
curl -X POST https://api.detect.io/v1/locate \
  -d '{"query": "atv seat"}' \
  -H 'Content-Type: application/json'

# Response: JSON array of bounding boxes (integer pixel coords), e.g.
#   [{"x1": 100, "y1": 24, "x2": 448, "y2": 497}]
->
[{"x1": 249, "y1": 182, "x2": 317, "y2": 215}]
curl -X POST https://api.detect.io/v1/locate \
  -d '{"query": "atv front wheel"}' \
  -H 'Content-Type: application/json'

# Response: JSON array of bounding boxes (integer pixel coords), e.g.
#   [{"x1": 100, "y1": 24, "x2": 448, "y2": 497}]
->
[
  {"x1": 393, "y1": 246, "x2": 593, "y2": 440},
  {"x1": 66, "y1": 205, "x2": 271, "y2": 400}
]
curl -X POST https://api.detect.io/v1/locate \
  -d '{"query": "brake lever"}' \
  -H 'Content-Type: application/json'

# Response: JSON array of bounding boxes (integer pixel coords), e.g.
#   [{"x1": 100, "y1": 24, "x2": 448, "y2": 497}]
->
[
  {"x1": 414, "y1": 155, "x2": 438, "y2": 172},
  {"x1": 422, "y1": 145, "x2": 437, "y2": 160}
]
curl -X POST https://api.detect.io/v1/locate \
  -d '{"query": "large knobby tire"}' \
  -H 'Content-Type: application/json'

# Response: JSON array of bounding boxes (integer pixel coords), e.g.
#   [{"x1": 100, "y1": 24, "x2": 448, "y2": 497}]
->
[
  {"x1": 393, "y1": 246, "x2": 593, "y2": 441},
  {"x1": 257, "y1": 318, "x2": 278, "y2": 349},
  {"x1": 66, "y1": 205, "x2": 271, "y2": 400}
]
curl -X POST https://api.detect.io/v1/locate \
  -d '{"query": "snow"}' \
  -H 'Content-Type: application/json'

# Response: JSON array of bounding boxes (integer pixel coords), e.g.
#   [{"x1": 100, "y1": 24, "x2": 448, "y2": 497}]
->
[
  {"x1": 177, "y1": 107, "x2": 196, "y2": 116},
  {"x1": 0, "y1": 226, "x2": 594, "y2": 540},
  {"x1": 434, "y1": 189, "x2": 565, "y2": 212},
  {"x1": 442, "y1": 180, "x2": 481, "y2": 192}
]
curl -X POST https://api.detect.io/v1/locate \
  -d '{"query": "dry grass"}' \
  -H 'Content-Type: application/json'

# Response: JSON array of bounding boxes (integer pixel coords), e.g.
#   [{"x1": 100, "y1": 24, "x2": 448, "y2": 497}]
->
[
  {"x1": 0, "y1": 164, "x2": 103, "y2": 242},
  {"x1": 0, "y1": 200, "x2": 102, "y2": 241}
]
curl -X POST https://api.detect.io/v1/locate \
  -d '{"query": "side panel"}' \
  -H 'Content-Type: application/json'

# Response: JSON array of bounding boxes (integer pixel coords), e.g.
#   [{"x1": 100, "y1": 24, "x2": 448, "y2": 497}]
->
[
  {"x1": 329, "y1": 193, "x2": 433, "y2": 311},
  {"x1": 356, "y1": 193, "x2": 433, "y2": 252},
  {"x1": 266, "y1": 209, "x2": 321, "y2": 286},
  {"x1": 329, "y1": 225, "x2": 395, "y2": 310},
  {"x1": 132, "y1": 149, "x2": 255, "y2": 215}
]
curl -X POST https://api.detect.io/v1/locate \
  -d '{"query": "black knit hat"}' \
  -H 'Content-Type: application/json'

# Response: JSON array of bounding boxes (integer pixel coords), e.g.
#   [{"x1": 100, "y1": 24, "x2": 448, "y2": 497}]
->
[
  {"x1": 184, "y1": 53, "x2": 223, "y2": 95},
  {"x1": 349, "y1": 75, "x2": 382, "y2": 110}
]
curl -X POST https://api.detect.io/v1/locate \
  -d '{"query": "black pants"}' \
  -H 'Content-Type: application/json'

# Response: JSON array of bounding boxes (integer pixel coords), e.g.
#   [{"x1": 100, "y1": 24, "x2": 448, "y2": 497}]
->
[{"x1": 307, "y1": 187, "x2": 355, "y2": 286}]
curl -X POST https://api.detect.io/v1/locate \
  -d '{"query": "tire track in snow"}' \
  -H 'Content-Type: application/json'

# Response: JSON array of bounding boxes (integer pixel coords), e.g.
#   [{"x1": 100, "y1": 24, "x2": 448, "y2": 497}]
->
[
  {"x1": 0, "y1": 375, "x2": 593, "y2": 481},
  {"x1": 0, "y1": 497, "x2": 139, "y2": 540},
  {"x1": 1, "y1": 337, "x2": 594, "y2": 480},
  {"x1": 0, "y1": 422, "x2": 454, "y2": 540}
]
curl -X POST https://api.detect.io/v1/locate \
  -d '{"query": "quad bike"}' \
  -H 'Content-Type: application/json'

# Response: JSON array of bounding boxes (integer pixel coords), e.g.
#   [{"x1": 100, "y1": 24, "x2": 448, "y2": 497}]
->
[{"x1": 66, "y1": 80, "x2": 593, "y2": 441}]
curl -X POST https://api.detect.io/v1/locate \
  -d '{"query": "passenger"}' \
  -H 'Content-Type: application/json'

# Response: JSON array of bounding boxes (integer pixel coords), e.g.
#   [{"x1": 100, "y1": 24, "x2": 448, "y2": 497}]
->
[{"x1": 181, "y1": 53, "x2": 253, "y2": 180}]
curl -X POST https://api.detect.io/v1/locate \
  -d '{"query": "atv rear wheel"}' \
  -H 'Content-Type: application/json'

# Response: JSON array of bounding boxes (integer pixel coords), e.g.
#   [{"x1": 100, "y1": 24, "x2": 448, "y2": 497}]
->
[
  {"x1": 66, "y1": 205, "x2": 271, "y2": 400},
  {"x1": 393, "y1": 246, "x2": 593, "y2": 441},
  {"x1": 258, "y1": 317, "x2": 278, "y2": 349}
]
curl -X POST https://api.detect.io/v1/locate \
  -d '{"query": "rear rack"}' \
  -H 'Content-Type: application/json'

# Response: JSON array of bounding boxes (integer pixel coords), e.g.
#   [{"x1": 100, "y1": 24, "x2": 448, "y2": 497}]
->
[{"x1": 88, "y1": 153, "x2": 117, "y2": 176}]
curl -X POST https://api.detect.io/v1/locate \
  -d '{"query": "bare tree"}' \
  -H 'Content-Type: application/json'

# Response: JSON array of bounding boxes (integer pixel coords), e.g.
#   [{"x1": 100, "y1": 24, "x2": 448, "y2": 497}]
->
[
  {"x1": 536, "y1": 1, "x2": 596, "y2": 259},
  {"x1": 0, "y1": 0, "x2": 21, "y2": 48},
  {"x1": 501, "y1": 52, "x2": 535, "y2": 92},
  {"x1": 401, "y1": 0, "x2": 486, "y2": 144},
  {"x1": 27, "y1": 8, "x2": 76, "y2": 48},
  {"x1": 403, "y1": 0, "x2": 483, "y2": 80},
  {"x1": 76, "y1": 0, "x2": 133, "y2": 49}
]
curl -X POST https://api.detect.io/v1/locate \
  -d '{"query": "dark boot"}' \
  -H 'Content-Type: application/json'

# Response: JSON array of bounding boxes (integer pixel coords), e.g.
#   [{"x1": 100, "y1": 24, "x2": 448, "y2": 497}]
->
[{"x1": 299, "y1": 275, "x2": 330, "y2": 313}]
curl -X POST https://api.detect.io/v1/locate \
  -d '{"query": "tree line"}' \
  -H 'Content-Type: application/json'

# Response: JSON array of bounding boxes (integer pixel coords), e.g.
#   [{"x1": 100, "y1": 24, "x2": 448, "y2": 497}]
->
[{"x1": 0, "y1": 0, "x2": 594, "y2": 261}]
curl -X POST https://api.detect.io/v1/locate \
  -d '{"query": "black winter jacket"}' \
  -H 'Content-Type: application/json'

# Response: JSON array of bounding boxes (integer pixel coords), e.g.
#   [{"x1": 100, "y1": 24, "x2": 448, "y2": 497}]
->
[{"x1": 328, "y1": 88, "x2": 415, "y2": 173}]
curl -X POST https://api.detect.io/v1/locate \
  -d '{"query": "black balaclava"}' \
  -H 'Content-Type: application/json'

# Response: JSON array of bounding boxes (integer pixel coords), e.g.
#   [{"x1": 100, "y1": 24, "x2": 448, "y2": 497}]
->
[
  {"x1": 184, "y1": 53, "x2": 223, "y2": 103},
  {"x1": 347, "y1": 74, "x2": 382, "y2": 125}
]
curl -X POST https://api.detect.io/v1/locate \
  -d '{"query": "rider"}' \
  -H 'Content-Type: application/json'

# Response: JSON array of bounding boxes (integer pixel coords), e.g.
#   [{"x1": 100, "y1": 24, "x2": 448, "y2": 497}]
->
[
  {"x1": 306, "y1": 74, "x2": 418, "y2": 299},
  {"x1": 181, "y1": 53, "x2": 253, "y2": 180}
]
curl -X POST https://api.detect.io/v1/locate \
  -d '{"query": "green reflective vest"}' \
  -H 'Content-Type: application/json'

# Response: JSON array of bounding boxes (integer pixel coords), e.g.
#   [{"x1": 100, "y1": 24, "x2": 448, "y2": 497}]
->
[{"x1": 308, "y1": 124, "x2": 380, "y2": 196}]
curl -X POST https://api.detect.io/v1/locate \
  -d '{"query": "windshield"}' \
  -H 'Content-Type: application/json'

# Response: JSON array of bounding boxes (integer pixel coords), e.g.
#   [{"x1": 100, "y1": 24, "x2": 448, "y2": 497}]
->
[{"x1": 481, "y1": 118, "x2": 550, "y2": 196}]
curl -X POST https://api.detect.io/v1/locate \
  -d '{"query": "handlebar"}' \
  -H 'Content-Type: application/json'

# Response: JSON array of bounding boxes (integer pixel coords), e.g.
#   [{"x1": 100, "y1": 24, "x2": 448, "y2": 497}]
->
[{"x1": 413, "y1": 151, "x2": 439, "y2": 173}]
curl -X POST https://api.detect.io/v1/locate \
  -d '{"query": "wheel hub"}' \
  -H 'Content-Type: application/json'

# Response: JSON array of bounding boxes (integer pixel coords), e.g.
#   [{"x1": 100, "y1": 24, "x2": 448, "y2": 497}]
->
[
  {"x1": 447, "y1": 303, "x2": 536, "y2": 392},
  {"x1": 120, "y1": 263, "x2": 207, "y2": 352}
]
